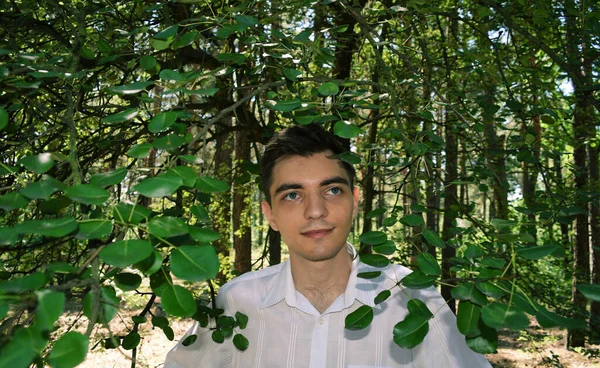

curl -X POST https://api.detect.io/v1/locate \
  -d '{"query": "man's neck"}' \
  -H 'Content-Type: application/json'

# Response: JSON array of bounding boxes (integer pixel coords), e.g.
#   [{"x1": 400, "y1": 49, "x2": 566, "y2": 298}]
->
[{"x1": 289, "y1": 248, "x2": 353, "y2": 314}]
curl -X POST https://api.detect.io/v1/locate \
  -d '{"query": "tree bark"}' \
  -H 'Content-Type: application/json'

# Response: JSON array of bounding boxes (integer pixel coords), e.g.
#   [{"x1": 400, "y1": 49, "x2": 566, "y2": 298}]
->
[{"x1": 233, "y1": 129, "x2": 252, "y2": 274}]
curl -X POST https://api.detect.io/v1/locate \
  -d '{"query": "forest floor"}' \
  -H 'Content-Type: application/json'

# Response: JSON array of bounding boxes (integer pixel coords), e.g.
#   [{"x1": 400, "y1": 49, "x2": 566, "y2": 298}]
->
[{"x1": 71, "y1": 303, "x2": 600, "y2": 368}]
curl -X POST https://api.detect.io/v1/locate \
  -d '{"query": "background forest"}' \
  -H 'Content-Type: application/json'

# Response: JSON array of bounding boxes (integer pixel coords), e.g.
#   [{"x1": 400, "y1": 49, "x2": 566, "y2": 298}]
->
[{"x1": 0, "y1": 0, "x2": 599, "y2": 367}]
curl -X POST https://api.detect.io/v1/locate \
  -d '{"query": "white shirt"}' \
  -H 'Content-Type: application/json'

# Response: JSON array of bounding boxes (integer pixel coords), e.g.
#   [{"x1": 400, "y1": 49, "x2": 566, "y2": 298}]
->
[{"x1": 165, "y1": 245, "x2": 491, "y2": 368}]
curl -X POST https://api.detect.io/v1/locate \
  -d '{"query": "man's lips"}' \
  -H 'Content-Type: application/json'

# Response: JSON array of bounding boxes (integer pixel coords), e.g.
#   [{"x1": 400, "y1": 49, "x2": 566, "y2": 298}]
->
[{"x1": 301, "y1": 228, "x2": 333, "y2": 238}]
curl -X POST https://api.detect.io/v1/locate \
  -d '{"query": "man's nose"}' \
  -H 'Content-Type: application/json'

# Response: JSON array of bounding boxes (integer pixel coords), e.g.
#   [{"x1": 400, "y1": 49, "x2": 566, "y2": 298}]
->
[{"x1": 304, "y1": 193, "x2": 328, "y2": 219}]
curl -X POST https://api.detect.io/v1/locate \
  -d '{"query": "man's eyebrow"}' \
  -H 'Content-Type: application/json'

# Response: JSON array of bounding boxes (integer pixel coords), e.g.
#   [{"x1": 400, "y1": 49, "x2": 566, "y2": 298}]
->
[
  {"x1": 320, "y1": 176, "x2": 349, "y2": 187},
  {"x1": 274, "y1": 183, "x2": 303, "y2": 195}
]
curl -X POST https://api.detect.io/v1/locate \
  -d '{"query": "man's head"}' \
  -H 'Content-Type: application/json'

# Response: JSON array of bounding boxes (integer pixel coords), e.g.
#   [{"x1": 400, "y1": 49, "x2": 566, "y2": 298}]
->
[{"x1": 260, "y1": 123, "x2": 356, "y2": 204}]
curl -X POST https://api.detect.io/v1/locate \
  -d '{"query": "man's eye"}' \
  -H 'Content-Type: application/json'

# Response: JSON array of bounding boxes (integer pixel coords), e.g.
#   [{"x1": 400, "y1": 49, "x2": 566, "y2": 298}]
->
[
  {"x1": 327, "y1": 187, "x2": 342, "y2": 195},
  {"x1": 283, "y1": 192, "x2": 299, "y2": 200}
]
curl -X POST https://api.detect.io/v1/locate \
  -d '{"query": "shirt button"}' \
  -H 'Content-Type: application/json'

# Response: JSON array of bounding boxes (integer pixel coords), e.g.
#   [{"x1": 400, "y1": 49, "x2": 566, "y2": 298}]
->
[{"x1": 318, "y1": 318, "x2": 324, "y2": 325}]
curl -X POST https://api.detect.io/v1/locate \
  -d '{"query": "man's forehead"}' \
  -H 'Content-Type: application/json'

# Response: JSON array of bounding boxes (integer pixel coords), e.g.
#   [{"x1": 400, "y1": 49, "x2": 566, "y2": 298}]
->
[{"x1": 270, "y1": 152, "x2": 349, "y2": 184}]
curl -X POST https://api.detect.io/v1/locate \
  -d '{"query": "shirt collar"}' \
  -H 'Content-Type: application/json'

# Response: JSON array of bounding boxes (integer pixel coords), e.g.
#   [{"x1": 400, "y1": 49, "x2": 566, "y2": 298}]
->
[{"x1": 258, "y1": 243, "x2": 381, "y2": 310}]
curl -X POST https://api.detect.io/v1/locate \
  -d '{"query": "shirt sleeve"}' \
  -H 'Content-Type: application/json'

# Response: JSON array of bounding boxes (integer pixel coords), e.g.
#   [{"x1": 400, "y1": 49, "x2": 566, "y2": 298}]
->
[{"x1": 412, "y1": 287, "x2": 492, "y2": 368}]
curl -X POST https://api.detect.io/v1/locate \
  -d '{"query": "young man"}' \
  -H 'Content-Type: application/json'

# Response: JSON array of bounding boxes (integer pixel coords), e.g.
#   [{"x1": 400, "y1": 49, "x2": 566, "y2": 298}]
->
[{"x1": 165, "y1": 124, "x2": 491, "y2": 367}]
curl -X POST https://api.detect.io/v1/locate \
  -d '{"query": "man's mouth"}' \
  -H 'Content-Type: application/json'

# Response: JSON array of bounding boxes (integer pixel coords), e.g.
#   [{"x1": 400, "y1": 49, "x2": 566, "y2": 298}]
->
[{"x1": 301, "y1": 228, "x2": 333, "y2": 239}]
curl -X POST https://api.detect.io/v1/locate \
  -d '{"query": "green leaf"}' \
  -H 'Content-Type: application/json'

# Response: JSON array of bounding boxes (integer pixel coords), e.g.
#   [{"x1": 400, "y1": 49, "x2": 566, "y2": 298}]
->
[
  {"x1": 149, "y1": 111, "x2": 180, "y2": 133},
  {"x1": 0, "y1": 191, "x2": 29, "y2": 211},
  {"x1": 162, "y1": 326, "x2": 175, "y2": 340},
  {"x1": 19, "y1": 177, "x2": 66, "y2": 200},
  {"x1": 359, "y1": 254, "x2": 390, "y2": 268},
  {"x1": 333, "y1": 121, "x2": 361, "y2": 139},
  {"x1": 103, "y1": 108, "x2": 138, "y2": 123},
  {"x1": 416, "y1": 253, "x2": 441, "y2": 276},
  {"x1": 196, "y1": 176, "x2": 230, "y2": 193},
  {"x1": 107, "y1": 81, "x2": 154, "y2": 95},
  {"x1": 476, "y1": 281, "x2": 505, "y2": 298},
  {"x1": 422, "y1": 230, "x2": 446, "y2": 248},
  {"x1": 0, "y1": 326, "x2": 48, "y2": 368},
  {"x1": 481, "y1": 302, "x2": 529, "y2": 330},
  {"x1": 134, "y1": 174, "x2": 183, "y2": 197},
  {"x1": 577, "y1": 284, "x2": 600, "y2": 302},
  {"x1": 165, "y1": 166, "x2": 197, "y2": 187},
  {"x1": 173, "y1": 31, "x2": 200, "y2": 49},
  {"x1": 490, "y1": 218, "x2": 517, "y2": 230},
  {"x1": 0, "y1": 226, "x2": 20, "y2": 245},
  {"x1": 401, "y1": 270, "x2": 436, "y2": 289},
  {"x1": 189, "y1": 227, "x2": 221, "y2": 242},
  {"x1": 127, "y1": 143, "x2": 153, "y2": 158},
  {"x1": 466, "y1": 322, "x2": 498, "y2": 354},
  {"x1": 161, "y1": 285, "x2": 197, "y2": 317},
  {"x1": 99, "y1": 239, "x2": 153, "y2": 267},
  {"x1": 359, "y1": 231, "x2": 387, "y2": 245},
  {"x1": 236, "y1": 15, "x2": 259, "y2": 26},
  {"x1": 182, "y1": 334, "x2": 197, "y2": 347},
  {"x1": 135, "y1": 251, "x2": 163, "y2": 275},
  {"x1": 153, "y1": 134, "x2": 185, "y2": 150},
  {"x1": 170, "y1": 245, "x2": 220, "y2": 282},
  {"x1": 47, "y1": 332, "x2": 88, "y2": 368},
  {"x1": 212, "y1": 330, "x2": 225, "y2": 343},
  {"x1": 357, "y1": 271, "x2": 381, "y2": 279},
  {"x1": 457, "y1": 300, "x2": 482, "y2": 337},
  {"x1": 113, "y1": 202, "x2": 151, "y2": 224},
  {"x1": 0, "y1": 106, "x2": 8, "y2": 131},
  {"x1": 335, "y1": 151, "x2": 362, "y2": 165},
  {"x1": 90, "y1": 168, "x2": 127, "y2": 187},
  {"x1": 148, "y1": 216, "x2": 189, "y2": 238},
  {"x1": 235, "y1": 312, "x2": 249, "y2": 329},
  {"x1": 345, "y1": 305, "x2": 374, "y2": 330},
  {"x1": 400, "y1": 214, "x2": 424, "y2": 226},
  {"x1": 114, "y1": 272, "x2": 142, "y2": 291},
  {"x1": 516, "y1": 244, "x2": 561, "y2": 260},
  {"x1": 154, "y1": 24, "x2": 179, "y2": 40},
  {"x1": 65, "y1": 184, "x2": 109, "y2": 205},
  {"x1": 0, "y1": 272, "x2": 47, "y2": 293},
  {"x1": 17, "y1": 217, "x2": 78, "y2": 237},
  {"x1": 393, "y1": 313, "x2": 429, "y2": 349},
  {"x1": 140, "y1": 55, "x2": 157, "y2": 70},
  {"x1": 121, "y1": 332, "x2": 141, "y2": 350},
  {"x1": 374, "y1": 290, "x2": 391, "y2": 305},
  {"x1": 318, "y1": 81, "x2": 340, "y2": 96},
  {"x1": 270, "y1": 99, "x2": 301, "y2": 112},
  {"x1": 0, "y1": 304, "x2": 8, "y2": 320},
  {"x1": 152, "y1": 316, "x2": 170, "y2": 329},
  {"x1": 75, "y1": 220, "x2": 113, "y2": 240},
  {"x1": 283, "y1": 68, "x2": 302, "y2": 81},
  {"x1": 19, "y1": 153, "x2": 55, "y2": 174},
  {"x1": 407, "y1": 298, "x2": 433, "y2": 319},
  {"x1": 184, "y1": 88, "x2": 220, "y2": 97},
  {"x1": 535, "y1": 305, "x2": 586, "y2": 329},
  {"x1": 83, "y1": 286, "x2": 119, "y2": 324},
  {"x1": 233, "y1": 334, "x2": 249, "y2": 351},
  {"x1": 451, "y1": 282, "x2": 488, "y2": 306},
  {"x1": 35, "y1": 290, "x2": 65, "y2": 331},
  {"x1": 373, "y1": 241, "x2": 396, "y2": 255}
]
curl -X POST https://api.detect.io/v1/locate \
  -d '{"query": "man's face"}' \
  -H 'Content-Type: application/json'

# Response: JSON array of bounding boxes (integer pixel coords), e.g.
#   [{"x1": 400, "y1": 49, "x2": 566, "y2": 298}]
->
[{"x1": 261, "y1": 150, "x2": 359, "y2": 263}]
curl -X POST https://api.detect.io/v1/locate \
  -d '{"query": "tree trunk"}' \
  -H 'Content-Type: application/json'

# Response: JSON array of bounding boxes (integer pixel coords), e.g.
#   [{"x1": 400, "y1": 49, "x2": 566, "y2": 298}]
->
[
  {"x1": 441, "y1": 110, "x2": 458, "y2": 314},
  {"x1": 233, "y1": 129, "x2": 252, "y2": 274},
  {"x1": 589, "y1": 143, "x2": 600, "y2": 343}
]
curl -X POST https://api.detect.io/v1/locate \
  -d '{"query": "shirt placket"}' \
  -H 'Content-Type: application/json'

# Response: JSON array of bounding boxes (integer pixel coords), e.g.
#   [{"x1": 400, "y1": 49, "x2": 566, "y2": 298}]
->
[{"x1": 308, "y1": 314, "x2": 329, "y2": 368}]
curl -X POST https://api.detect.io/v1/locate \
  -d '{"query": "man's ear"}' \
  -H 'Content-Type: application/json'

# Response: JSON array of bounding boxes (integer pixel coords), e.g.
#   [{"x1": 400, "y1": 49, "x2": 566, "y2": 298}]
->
[
  {"x1": 261, "y1": 201, "x2": 279, "y2": 231},
  {"x1": 352, "y1": 187, "x2": 360, "y2": 219}
]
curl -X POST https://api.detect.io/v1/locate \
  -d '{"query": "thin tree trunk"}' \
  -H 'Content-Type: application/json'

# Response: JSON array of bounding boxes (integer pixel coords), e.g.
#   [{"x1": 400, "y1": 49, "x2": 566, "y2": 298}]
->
[
  {"x1": 442, "y1": 110, "x2": 458, "y2": 315},
  {"x1": 589, "y1": 143, "x2": 600, "y2": 343},
  {"x1": 233, "y1": 129, "x2": 252, "y2": 274}
]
